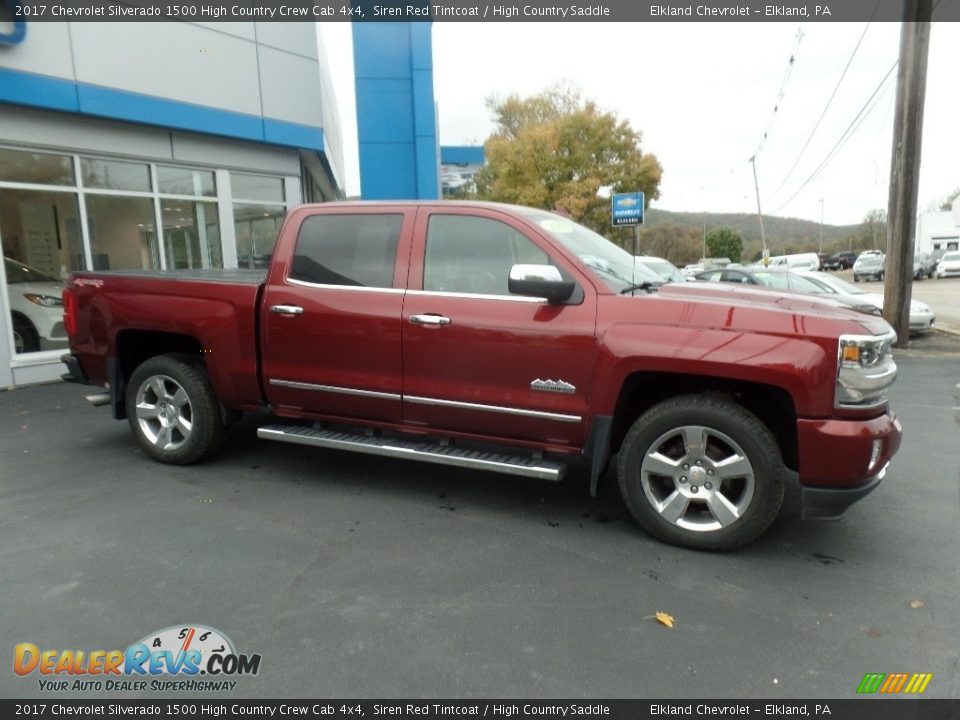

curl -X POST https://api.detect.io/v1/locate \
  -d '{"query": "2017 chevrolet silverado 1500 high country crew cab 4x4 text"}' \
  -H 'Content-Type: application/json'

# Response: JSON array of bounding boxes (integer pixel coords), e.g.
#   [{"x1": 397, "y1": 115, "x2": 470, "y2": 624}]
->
[{"x1": 61, "y1": 202, "x2": 902, "y2": 550}]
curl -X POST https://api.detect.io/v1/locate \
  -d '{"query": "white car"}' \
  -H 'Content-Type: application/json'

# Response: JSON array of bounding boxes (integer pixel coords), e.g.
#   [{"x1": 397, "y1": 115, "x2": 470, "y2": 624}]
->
[
  {"x1": 634, "y1": 255, "x2": 687, "y2": 283},
  {"x1": 803, "y1": 271, "x2": 936, "y2": 332},
  {"x1": 4, "y1": 257, "x2": 66, "y2": 353},
  {"x1": 935, "y1": 250, "x2": 960, "y2": 279}
]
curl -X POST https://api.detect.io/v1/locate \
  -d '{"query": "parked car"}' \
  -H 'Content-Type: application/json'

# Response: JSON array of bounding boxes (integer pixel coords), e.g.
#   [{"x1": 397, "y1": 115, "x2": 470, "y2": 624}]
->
[
  {"x1": 803, "y1": 271, "x2": 936, "y2": 333},
  {"x1": 4, "y1": 257, "x2": 66, "y2": 354},
  {"x1": 61, "y1": 200, "x2": 902, "y2": 551},
  {"x1": 913, "y1": 253, "x2": 937, "y2": 280},
  {"x1": 822, "y1": 251, "x2": 857, "y2": 270},
  {"x1": 694, "y1": 267, "x2": 882, "y2": 317},
  {"x1": 765, "y1": 252, "x2": 821, "y2": 271},
  {"x1": 853, "y1": 253, "x2": 885, "y2": 282},
  {"x1": 634, "y1": 255, "x2": 687, "y2": 283},
  {"x1": 935, "y1": 250, "x2": 960, "y2": 279},
  {"x1": 680, "y1": 263, "x2": 704, "y2": 279}
]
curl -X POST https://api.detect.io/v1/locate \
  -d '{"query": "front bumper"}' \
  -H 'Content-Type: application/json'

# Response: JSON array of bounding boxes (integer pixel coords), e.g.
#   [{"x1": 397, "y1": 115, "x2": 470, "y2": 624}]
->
[
  {"x1": 797, "y1": 412, "x2": 902, "y2": 518},
  {"x1": 909, "y1": 312, "x2": 935, "y2": 331},
  {"x1": 802, "y1": 465, "x2": 886, "y2": 520}
]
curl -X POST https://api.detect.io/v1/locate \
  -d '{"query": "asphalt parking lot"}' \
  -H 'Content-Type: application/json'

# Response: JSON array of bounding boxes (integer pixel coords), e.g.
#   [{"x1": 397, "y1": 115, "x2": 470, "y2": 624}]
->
[{"x1": 2, "y1": 348, "x2": 959, "y2": 700}]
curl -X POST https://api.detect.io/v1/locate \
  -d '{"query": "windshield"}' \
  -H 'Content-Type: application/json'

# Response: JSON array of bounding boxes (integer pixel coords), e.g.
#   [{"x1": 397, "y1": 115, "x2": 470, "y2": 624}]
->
[
  {"x1": 858, "y1": 256, "x2": 882, "y2": 267},
  {"x1": 516, "y1": 208, "x2": 661, "y2": 290},
  {"x1": 4, "y1": 258, "x2": 61, "y2": 284},
  {"x1": 814, "y1": 274, "x2": 865, "y2": 295},
  {"x1": 637, "y1": 257, "x2": 685, "y2": 283}
]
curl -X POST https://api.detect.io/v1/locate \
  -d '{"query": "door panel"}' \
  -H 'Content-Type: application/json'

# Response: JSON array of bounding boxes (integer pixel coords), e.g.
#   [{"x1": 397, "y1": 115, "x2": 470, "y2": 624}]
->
[
  {"x1": 401, "y1": 208, "x2": 596, "y2": 447},
  {"x1": 261, "y1": 209, "x2": 411, "y2": 423}
]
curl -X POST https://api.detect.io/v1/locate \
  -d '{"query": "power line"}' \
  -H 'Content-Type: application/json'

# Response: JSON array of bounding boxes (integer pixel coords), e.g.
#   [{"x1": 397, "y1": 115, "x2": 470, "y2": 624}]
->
[
  {"x1": 749, "y1": 25, "x2": 805, "y2": 162},
  {"x1": 770, "y1": 14, "x2": 879, "y2": 199},
  {"x1": 770, "y1": 60, "x2": 898, "y2": 215}
]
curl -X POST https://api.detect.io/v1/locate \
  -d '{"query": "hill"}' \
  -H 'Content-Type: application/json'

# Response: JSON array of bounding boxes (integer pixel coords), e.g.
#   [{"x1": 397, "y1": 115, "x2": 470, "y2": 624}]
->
[{"x1": 645, "y1": 208, "x2": 859, "y2": 250}]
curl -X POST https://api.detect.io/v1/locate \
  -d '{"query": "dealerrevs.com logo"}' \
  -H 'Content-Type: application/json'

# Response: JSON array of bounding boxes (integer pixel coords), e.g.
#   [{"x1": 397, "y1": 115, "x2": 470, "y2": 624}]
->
[{"x1": 14, "y1": 625, "x2": 261, "y2": 692}]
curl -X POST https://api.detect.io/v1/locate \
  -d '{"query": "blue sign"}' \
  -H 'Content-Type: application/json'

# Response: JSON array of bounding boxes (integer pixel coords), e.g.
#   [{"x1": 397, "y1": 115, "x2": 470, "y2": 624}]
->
[{"x1": 611, "y1": 192, "x2": 644, "y2": 227}]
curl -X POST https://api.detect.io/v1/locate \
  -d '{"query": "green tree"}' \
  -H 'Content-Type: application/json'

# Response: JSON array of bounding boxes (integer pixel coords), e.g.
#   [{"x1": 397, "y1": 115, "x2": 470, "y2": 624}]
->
[
  {"x1": 858, "y1": 208, "x2": 887, "y2": 251},
  {"x1": 472, "y1": 85, "x2": 662, "y2": 238},
  {"x1": 638, "y1": 222, "x2": 702, "y2": 265},
  {"x1": 704, "y1": 227, "x2": 743, "y2": 263}
]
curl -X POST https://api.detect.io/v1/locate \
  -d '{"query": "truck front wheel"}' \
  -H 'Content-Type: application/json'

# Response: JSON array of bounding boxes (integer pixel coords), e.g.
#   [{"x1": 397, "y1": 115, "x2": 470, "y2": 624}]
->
[
  {"x1": 617, "y1": 395, "x2": 785, "y2": 551},
  {"x1": 125, "y1": 354, "x2": 225, "y2": 464}
]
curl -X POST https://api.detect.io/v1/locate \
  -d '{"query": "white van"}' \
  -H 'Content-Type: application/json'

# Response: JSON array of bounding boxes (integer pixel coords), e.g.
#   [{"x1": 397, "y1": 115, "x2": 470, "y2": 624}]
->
[{"x1": 765, "y1": 252, "x2": 820, "y2": 271}]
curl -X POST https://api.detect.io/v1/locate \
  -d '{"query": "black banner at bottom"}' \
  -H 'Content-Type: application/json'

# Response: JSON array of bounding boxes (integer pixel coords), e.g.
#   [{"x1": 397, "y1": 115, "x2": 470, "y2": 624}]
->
[{"x1": 3, "y1": 700, "x2": 959, "y2": 720}]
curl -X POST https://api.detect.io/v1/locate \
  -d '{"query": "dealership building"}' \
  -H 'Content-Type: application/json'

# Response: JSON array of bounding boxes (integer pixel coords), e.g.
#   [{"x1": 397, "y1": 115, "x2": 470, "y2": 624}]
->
[{"x1": 0, "y1": 20, "x2": 345, "y2": 387}]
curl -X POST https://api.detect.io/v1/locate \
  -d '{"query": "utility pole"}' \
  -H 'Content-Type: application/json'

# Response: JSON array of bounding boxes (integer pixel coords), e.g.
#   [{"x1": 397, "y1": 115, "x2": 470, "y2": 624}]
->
[
  {"x1": 884, "y1": 0, "x2": 932, "y2": 348},
  {"x1": 750, "y1": 156, "x2": 768, "y2": 262},
  {"x1": 818, "y1": 199, "x2": 824, "y2": 253}
]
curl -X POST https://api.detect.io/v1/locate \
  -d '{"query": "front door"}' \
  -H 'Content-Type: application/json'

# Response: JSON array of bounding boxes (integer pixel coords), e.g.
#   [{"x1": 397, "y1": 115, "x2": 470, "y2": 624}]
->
[{"x1": 401, "y1": 207, "x2": 597, "y2": 448}]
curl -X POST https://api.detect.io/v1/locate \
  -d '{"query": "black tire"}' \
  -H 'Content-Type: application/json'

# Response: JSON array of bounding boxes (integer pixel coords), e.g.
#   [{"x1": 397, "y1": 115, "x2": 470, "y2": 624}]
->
[
  {"x1": 12, "y1": 315, "x2": 40, "y2": 353},
  {"x1": 125, "y1": 354, "x2": 225, "y2": 465},
  {"x1": 853, "y1": 276, "x2": 859, "y2": 282},
  {"x1": 617, "y1": 395, "x2": 785, "y2": 551}
]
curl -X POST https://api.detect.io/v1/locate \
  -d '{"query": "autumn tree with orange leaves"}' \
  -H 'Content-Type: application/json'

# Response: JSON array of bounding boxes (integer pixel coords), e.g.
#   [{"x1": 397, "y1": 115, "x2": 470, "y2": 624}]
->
[{"x1": 472, "y1": 85, "x2": 662, "y2": 240}]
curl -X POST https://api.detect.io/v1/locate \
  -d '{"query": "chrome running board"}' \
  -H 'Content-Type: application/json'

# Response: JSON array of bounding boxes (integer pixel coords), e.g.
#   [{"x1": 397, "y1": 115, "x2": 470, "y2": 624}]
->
[{"x1": 257, "y1": 424, "x2": 566, "y2": 482}]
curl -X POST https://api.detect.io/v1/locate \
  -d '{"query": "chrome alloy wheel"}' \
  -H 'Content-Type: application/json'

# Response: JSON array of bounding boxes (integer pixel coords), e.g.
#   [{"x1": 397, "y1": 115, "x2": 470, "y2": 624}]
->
[
  {"x1": 134, "y1": 374, "x2": 194, "y2": 452},
  {"x1": 640, "y1": 425, "x2": 755, "y2": 532}
]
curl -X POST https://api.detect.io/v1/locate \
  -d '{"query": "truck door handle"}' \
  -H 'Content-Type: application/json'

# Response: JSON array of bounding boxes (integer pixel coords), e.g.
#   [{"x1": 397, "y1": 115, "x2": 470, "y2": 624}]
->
[
  {"x1": 270, "y1": 304, "x2": 304, "y2": 316},
  {"x1": 409, "y1": 313, "x2": 451, "y2": 326}
]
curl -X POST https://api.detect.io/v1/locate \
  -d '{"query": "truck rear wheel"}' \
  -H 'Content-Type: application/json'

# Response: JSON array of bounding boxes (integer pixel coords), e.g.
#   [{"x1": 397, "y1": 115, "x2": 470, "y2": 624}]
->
[
  {"x1": 617, "y1": 395, "x2": 785, "y2": 551},
  {"x1": 125, "y1": 354, "x2": 225, "y2": 465}
]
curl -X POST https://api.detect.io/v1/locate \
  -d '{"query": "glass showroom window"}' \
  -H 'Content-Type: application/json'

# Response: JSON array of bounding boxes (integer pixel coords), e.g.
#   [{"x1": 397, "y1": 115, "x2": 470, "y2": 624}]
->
[
  {"x1": 162, "y1": 200, "x2": 221, "y2": 270},
  {"x1": 0, "y1": 148, "x2": 82, "y2": 355},
  {"x1": 81, "y1": 158, "x2": 159, "y2": 272},
  {"x1": 232, "y1": 173, "x2": 286, "y2": 270},
  {"x1": 157, "y1": 165, "x2": 221, "y2": 270}
]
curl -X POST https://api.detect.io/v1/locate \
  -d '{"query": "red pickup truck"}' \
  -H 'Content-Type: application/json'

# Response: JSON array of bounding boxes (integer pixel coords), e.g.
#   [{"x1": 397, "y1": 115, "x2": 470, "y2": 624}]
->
[{"x1": 61, "y1": 201, "x2": 902, "y2": 550}]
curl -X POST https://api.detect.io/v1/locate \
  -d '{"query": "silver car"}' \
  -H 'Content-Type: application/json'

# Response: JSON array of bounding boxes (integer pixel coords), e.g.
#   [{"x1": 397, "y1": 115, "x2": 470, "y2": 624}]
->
[{"x1": 803, "y1": 271, "x2": 936, "y2": 332}]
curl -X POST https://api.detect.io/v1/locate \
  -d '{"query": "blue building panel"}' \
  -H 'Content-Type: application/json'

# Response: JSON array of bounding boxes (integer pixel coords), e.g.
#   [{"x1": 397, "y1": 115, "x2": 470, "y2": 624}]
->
[
  {"x1": 0, "y1": 68, "x2": 79, "y2": 113},
  {"x1": 350, "y1": 24, "x2": 412, "y2": 80},
  {"x1": 358, "y1": 143, "x2": 418, "y2": 199},
  {"x1": 354, "y1": 79, "x2": 416, "y2": 142},
  {"x1": 352, "y1": 22, "x2": 438, "y2": 200}
]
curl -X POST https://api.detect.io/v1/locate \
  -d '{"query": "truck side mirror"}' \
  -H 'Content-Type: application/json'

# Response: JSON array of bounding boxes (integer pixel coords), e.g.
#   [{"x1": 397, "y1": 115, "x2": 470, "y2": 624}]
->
[{"x1": 508, "y1": 264, "x2": 575, "y2": 303}]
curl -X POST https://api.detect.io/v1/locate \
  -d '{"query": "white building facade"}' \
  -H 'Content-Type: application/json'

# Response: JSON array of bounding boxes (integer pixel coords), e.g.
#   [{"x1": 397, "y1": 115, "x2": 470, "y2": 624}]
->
[{"x1": 0, "y1": 21, "x2": 343, "y2": 386}]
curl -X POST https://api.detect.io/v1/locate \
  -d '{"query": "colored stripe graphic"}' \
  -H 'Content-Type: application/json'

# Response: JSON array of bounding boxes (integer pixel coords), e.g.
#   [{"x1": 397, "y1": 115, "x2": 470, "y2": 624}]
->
[{"x1": 857, "y1": 672, "x2": 932, "y2": 694}]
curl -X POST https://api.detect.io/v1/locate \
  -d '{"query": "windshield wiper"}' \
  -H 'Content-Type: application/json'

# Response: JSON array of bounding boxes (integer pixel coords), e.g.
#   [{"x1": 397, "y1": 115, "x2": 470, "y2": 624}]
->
[{"x1": 619, "y1": 281, "x2": 662, "y2": 294}]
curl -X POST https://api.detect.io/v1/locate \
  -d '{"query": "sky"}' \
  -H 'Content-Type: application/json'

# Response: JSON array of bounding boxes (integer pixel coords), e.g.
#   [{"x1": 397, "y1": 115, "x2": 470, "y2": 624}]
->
[{"x1": 319, "y1": 21, "x2": 960, "y2": 226}]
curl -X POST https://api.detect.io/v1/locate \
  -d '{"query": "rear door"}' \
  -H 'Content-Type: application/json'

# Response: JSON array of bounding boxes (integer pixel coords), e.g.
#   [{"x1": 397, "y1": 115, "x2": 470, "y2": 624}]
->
[
  {"x1": 400, "y1": 206, "x2": 597, "y2": 448},
  {"x1": 260, "y1": 207, "x2": 413, "y2": 424}
]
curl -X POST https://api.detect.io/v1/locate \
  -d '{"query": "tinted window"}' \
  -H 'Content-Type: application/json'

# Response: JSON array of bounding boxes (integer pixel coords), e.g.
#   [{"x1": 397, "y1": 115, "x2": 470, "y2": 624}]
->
[
  {"x1": 424, "y1": 215, "x2": 548, "y2": 295},
  {"x1": 291, "y1": 214, "x2": 402, "y2": 288}
]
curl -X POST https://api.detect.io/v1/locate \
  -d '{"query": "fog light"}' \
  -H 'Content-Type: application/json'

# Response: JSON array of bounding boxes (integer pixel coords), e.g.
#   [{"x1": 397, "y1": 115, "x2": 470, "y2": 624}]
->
[{"x1": 868, "y1": 439, "x2": 883, "y2": 473}]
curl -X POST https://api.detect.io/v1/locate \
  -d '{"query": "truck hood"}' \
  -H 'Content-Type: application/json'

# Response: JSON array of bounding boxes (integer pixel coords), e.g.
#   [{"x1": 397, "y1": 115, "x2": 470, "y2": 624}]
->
[{"x1": 634, "y1": 281, "x2": 893, "y2": 336}]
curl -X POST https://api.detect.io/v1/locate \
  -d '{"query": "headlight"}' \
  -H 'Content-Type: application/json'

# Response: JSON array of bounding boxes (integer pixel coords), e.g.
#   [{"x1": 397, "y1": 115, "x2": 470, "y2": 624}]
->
[
  {"x1": 23, "y1": 293, "x2": 63, "y2": 308},
  {"x1": 835, "y1": 332, "x2": 897, "y2": 409}
]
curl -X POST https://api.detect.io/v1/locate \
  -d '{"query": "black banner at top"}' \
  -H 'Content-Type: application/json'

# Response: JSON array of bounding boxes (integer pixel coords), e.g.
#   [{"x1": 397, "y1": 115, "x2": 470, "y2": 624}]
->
[
  {"x1": 6, "y1": 0, "x2": 960, "y2": 22},
  {"x1": 3, "y1": 699, "x2": 960, "y2": 720}
]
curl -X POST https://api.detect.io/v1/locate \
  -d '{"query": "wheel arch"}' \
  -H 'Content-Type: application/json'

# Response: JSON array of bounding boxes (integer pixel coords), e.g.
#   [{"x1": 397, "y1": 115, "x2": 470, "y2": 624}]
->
[
  {"x1": 610, "y1": 372, "x2": 799, "y2": 473},
  {"x1": 111, "y1": 330, "x2": 205, "y2": 419}
]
